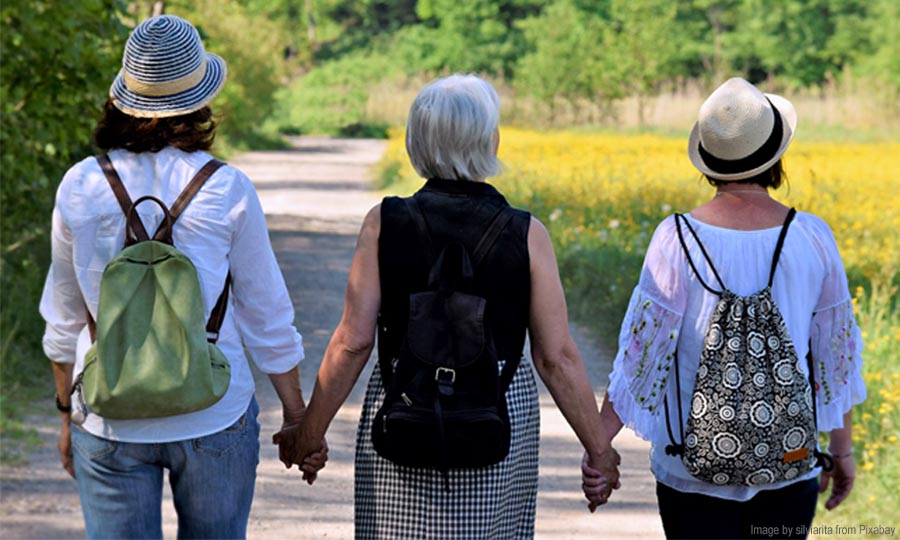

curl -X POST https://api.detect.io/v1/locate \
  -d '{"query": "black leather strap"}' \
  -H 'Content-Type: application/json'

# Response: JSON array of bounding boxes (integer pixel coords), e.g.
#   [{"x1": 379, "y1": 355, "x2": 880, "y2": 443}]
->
[
  {"x1": 404, "y1": 197, "x2": 436, "y2": 264},
  {"x1": 97, "y1": 155, "x2": 149, "y2": 242},
  {"x1": 472, "y1": 207, "x2": 514, "y2": 267}
]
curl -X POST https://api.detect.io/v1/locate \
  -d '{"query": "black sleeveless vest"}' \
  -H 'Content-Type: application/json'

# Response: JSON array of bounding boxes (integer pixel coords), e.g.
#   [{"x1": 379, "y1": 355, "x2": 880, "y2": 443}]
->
[{"x1": 377, "y1": 179, "x2": 531, "y2": 378}]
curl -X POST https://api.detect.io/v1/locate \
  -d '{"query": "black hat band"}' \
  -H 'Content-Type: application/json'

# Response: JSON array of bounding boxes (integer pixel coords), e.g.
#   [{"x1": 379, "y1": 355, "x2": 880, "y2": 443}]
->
[{"x1": 698, "y1": 98, "x2": 784, "y2": 175}]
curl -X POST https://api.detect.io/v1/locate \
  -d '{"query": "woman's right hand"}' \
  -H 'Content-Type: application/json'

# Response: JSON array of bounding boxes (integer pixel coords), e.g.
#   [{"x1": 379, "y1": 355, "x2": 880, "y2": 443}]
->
[{"x1": 582, "y1": 447, "x2": 621, "y2": 511}]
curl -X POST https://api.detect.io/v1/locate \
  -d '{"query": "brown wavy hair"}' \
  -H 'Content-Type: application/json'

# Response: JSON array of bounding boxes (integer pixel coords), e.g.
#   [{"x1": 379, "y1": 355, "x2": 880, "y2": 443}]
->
[{"x1": 93, "y1": 99, "x2": 217, "y2": 153}]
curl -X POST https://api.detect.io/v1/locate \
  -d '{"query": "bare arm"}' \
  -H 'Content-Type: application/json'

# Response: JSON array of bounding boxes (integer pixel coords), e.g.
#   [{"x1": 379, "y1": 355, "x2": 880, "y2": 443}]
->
[
  {"x1": 599, "y1": 390, "x2": 625, "y2": 442},
  {"x1": 527, "y1": 218, "x2": 619, "y2": 494},
  {"x1": 283, "y1": 205, "x2": 382, "y2": 464},
  {"x1": 52, "y1": 362, "x2": 75, "y2": 478},
  {"x1": 820, "y1": 409, "x2": 855, "y2": 510},
  {"x1": 268, "y1": 366, "x2": 306, "y2": 428}
]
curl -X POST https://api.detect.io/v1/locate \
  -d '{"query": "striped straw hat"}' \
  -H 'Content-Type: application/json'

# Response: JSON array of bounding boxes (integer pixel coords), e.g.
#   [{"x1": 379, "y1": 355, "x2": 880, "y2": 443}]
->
[{"x1": 110, "y1": 15, "x2": 226, "y2": 118}]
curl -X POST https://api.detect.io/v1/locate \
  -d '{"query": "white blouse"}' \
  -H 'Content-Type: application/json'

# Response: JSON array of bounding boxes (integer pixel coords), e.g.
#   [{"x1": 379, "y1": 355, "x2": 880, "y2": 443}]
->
[
  {"x1": 40, "y1": 148, "x2": 304, "y2": 443},
  {"x1": 607, "y1": 212, "x2": 866, "y2": 501}
]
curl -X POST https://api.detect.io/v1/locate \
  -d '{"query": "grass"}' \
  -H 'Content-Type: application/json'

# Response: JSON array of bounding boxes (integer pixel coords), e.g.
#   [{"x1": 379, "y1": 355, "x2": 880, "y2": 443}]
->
[{"x1": 812, "y1": 284, "x2": 900, "y2": 537}]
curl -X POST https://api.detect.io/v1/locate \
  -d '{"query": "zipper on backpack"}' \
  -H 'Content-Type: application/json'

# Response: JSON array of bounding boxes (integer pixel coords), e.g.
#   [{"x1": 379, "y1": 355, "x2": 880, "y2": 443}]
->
[{"x1": 401, "y1": 393, "x2": 413, "y2": 406}]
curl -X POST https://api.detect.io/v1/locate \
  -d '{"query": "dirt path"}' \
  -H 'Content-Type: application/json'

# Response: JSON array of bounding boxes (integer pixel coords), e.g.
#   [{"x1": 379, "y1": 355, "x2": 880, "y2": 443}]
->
[{"x1": 0, "y1": 137, "x2": 662, "y2": 539}]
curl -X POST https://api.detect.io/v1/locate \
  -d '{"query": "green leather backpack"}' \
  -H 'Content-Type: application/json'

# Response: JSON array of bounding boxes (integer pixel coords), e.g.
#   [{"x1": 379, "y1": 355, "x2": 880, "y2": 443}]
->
[{"x1": 72, "y1": 156, "x2": 231, "y2": 421}]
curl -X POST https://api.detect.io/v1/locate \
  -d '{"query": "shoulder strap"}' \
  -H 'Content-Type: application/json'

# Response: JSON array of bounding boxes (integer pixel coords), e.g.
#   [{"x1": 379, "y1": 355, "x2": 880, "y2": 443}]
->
[
  {"x1": 404, "y1": 197, "x2": 435, "y2": 264},
  {"x1": 206, "y1": 272, "x2": 232, "y2": 344},
  {"x1": 674, "y1": 214, "x2": 725, "y2": 294},
  {"x1": 153, "y1": 159, "x2": 225, "y2": 242},
  {"x1": 663, "y1": 350, "x2": 686, "y2": 457},
  {"x1": 96, "y1": 155, "x2": 149, "y2": 242},
  {"x1": 472, "y1": 207, "x2": 515, "y2": 267},
  {"x1": 767, "y1": 208, "x2": 797, "y2": 288}
]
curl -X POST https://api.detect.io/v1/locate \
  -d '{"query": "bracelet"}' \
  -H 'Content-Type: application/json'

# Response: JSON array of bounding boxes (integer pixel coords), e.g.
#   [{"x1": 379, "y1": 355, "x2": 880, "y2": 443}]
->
[
  {"x1": 55, "y1": 394, "x2": 72, "y2": 414},
  {"x1": 829, "y1": 449, "x2": 853, "y2": 459}
]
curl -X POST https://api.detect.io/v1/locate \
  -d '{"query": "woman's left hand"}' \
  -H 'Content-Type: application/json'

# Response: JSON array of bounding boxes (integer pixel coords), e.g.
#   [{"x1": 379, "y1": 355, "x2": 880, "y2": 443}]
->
[{"x1": 820, "y1": 454, "x2": 855, "y2": 510}]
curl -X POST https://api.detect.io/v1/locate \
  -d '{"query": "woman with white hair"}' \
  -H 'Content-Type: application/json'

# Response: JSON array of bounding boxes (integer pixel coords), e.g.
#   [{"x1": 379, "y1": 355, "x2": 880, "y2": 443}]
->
[
  {"x1": 280, "y1": 74, "x2": 621, "y2": 538},
  {"x1": 583, "y1": 78, "x2": 866, "y2": 539}
]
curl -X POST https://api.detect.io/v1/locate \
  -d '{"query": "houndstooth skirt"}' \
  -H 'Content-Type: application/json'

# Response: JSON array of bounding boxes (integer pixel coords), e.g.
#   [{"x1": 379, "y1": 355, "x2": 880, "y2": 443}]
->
[{"x1": 354, "y1": 359, "x2": 541, "y2": 540}]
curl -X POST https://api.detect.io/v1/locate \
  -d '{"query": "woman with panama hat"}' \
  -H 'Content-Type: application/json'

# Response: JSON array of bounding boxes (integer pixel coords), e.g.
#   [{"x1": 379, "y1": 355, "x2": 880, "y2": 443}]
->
[
  {"x1": 40, "y1": 15, "x2": 325, "y2": 538},
  {"x1": 581, "y1": 78, "x2": 866, "y2": 538}
]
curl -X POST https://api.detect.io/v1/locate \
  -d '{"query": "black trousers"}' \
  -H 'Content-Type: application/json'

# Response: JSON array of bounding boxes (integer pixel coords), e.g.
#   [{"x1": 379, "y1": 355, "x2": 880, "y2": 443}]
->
[{"x1": 656, "y1": 478, "x2": 819, "y2": 539}]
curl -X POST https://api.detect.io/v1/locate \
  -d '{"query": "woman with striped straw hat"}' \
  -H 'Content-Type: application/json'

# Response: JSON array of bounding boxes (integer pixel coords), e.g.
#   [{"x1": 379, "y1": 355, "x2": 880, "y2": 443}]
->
[{"x1": 41, "y1": 15, "x2": 326, "y2": 539}]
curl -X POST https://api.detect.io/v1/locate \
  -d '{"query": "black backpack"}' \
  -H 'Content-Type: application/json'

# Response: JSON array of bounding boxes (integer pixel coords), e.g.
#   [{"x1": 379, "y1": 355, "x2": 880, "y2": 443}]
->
[{"x1": 372, "y1": 197, "x2": 520, "y2": 485}]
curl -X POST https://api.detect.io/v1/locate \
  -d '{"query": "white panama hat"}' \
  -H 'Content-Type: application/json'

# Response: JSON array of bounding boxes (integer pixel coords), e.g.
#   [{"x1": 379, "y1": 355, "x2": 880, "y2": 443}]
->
[
  {"x1": 688, "y1": 77, "x2": 797, "y2": 181},
  {"x1": 110, "y1": 15, "x2": 227, "y2": 119}
]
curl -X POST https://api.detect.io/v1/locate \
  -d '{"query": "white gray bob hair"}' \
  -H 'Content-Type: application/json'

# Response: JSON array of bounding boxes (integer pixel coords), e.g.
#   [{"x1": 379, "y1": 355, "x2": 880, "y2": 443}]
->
[{"x1": 405, "y1": 74, "x2": 501, "y2": 181}]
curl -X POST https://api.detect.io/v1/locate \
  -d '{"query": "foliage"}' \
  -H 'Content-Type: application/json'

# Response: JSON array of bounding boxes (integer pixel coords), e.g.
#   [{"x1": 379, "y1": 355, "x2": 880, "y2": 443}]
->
[
  {"x1": 273, "y1": 51, "x2": 400, "y2": 135},
  {"x1": 278, "y1": 0, "x2": 900, "y2": 134},
  {"x1": 166, "y1": 0, "x2": 294, "y2": 151},
  {"x1": 1, "y1": 1, "x2": 130, "y2": 431},
  {"x1": 1, "y1": 1, "x2": 297, "y2": 443}
]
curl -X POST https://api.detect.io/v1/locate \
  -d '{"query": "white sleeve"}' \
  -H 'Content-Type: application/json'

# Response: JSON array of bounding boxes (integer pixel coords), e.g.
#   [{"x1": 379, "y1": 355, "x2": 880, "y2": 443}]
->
[
  {"x1": 227, "y1": 173, "x2": 304, "y2": 374},
  {"x1": 806, "y1": 217, "x2": 866, "y2": 430},
  {"x1": 608, "y1": 217, "x2": 687, "y2": 440},
  {"x1": 40, "y1": 176, "x2": 88, "y2": 364}
]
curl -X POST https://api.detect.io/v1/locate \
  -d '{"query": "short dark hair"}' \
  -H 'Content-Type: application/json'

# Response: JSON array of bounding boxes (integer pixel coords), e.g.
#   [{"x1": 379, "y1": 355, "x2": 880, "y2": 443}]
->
[
  {"x1": 93, "y1": 99, "x2": 217, "y2": 153},
  {"x1": 706, "y1": 159, "x2": 786, "y2": 190}
]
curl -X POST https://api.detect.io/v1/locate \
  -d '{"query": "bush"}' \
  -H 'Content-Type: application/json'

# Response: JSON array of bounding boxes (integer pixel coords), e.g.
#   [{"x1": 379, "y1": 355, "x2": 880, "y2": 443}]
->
[
  {"x1": 274, "y1": 52, "x2": 401, "y2": 136},
  {"x1": 1, "y1": 2, "x2": 129, "y2": 434}
]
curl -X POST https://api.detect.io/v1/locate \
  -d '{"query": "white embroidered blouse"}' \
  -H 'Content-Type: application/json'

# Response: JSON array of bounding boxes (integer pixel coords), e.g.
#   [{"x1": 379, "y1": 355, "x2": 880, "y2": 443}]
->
[{"x1": 608, "y1": 212, "x2": 866, "y2": 501}]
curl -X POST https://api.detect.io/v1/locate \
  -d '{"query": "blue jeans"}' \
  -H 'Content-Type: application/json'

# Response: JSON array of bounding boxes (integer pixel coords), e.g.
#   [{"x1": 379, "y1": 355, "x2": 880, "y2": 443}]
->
[{"x1": 71, "y1": 397, "x2": 260, "y2": 540}]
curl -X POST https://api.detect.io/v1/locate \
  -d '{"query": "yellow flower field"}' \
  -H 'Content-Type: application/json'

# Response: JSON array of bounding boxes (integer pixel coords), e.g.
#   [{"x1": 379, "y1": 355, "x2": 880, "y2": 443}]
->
[
  {"x1": 380, "y1": 127, "x2": 900, "y2": 530},
  {"x1": 383, "y1": 128, "x2": 900, "y2": 285}
]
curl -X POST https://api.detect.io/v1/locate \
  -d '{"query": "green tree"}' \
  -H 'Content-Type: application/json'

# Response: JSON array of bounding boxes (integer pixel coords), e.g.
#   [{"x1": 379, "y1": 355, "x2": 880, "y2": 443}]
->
[
  {"x1": 515, "y1": 0, "x2": 618, "y2": 123},
  {"x1": 603, "y1": 0, "x2": 682, "y2": 125},
  {"x1": 1, "y1": 0, "x2": 129, "y2": 417}
]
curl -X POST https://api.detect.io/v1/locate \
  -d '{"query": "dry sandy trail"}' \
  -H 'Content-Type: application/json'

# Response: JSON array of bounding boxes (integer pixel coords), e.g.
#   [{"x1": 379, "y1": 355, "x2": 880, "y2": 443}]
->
[{"x1": 0, "y1": 137, "x2": 662, "y2": 539}]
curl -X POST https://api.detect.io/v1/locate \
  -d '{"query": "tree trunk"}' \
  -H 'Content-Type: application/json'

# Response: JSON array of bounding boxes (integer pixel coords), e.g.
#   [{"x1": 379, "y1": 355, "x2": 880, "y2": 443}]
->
[{"x1": 305, "y1": 0, "x2": 318, "y2": 53}]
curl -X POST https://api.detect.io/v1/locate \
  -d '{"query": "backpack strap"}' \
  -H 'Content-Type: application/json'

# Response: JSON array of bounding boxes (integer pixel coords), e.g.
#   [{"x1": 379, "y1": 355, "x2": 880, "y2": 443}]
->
[
  {"x1": 159, "y1": 159, "x2": 225, "y2": 239},
  {"x1": 166, "y1": 159, "x2": 229, "y2": 344},
  {"x1": 767, "y1": 208, "x2": 797, "y2": 288},
  {"x1": 663, "y1": 350, "x2": 686, "y2": 457},
  {"x1": 206, "y1": 272, "x2": 232, "y2": 344},
  {"x1": 674, "y1": 213, "x2": 726, "y2": 295},
  {"x1": 472, "y1": 207, "x2": 515, "y2": 267},
  {"x1": 404, "y1": 197, "x2": 436, "y2": 263},
  {"x1": 96, "y1": 155, "x2": 149, "y2": 242}
]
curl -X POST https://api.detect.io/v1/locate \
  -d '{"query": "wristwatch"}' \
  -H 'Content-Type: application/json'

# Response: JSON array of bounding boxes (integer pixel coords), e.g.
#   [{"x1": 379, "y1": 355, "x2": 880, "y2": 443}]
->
[{"x1": 55, "y1": 394, "x2": 72, "y2": 414}]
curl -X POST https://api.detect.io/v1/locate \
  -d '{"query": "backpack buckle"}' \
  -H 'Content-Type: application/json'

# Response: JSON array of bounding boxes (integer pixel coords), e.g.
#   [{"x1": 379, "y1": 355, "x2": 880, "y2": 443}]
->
[
  {"x1": 435, "y1": 367, "x2": 456, "y2": 384},
  {"x1": 435, "y1": 367, "x2": 456, "y2": 396}
]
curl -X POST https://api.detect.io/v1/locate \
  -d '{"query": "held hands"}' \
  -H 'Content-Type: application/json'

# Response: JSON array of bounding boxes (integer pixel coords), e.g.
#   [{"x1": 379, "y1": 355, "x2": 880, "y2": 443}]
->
[
  {"x1": 272, "y1": 416, "x2": 329, "y2": 485},
  {"x1": 581, "y1": 447, "x2": 622, "y2": 512},
  {"x1": 819, "y1": 454, "x2": 855, "y2": 510}
]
